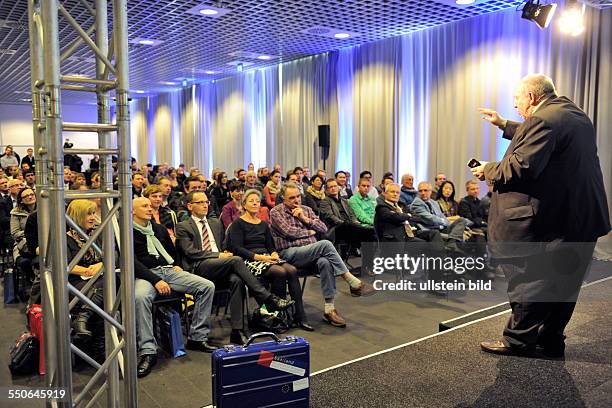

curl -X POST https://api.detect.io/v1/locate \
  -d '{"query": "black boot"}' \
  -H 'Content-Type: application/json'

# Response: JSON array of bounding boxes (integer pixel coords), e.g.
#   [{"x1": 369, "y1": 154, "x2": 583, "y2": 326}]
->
[{"x1": 72, "y1": 288, "x2": 104, "y2": 341}]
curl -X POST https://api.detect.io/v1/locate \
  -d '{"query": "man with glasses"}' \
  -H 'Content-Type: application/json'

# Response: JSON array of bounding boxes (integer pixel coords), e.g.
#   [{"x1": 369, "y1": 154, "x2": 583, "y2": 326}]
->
[
  {"x1": 175, "y1": 191, "x2": 294, "y2": 346},
  {"x1": 270, "y1": 182, "x2": 375, "y2": 328}
]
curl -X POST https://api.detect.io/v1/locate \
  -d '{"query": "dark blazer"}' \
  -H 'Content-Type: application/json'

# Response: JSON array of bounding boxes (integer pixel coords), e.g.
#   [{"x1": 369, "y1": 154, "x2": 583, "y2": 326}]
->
[
  {"x1": 175, "y1": 216, "x2": 225, "y2": 271},
  {"x1": 484, "y1": 96, "x2": 610, "y2": 245},
  {"x1": 374, "y1": 200, "x2": 413, "y2": 242},
  {"x1": 319, "y1": 196, "x2": 358, "y2": 228},
  {"x1": 21, "y1": 155, "x2": 35, "y2": 169},
  {"x1": 458, "y1": 195, "x2": 486, "y2": 228}
]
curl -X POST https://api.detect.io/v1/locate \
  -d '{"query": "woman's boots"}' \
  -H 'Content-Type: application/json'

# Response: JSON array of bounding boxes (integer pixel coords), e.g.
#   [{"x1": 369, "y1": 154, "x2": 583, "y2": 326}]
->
[{"x1": 72, "y1": 288, "x2": 104, "y2": 341}]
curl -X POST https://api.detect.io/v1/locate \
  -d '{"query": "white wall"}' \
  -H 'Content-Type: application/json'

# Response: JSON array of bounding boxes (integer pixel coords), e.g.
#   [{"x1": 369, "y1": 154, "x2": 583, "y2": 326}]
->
[{"x1": 0, "y1": 102, "x2": 100, "y2": 168}]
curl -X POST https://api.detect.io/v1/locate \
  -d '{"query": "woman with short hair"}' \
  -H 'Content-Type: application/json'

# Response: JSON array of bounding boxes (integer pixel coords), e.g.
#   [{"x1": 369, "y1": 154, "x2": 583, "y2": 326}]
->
[{"x1": 227, "y1": 189, "x2": 313, "y2": 332}]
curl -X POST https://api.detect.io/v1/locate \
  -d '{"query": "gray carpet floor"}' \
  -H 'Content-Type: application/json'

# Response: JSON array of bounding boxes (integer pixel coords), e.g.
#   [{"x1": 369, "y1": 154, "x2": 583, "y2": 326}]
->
[{"x1": 0, "y1": 260, "x2": 609, "y2": 407}]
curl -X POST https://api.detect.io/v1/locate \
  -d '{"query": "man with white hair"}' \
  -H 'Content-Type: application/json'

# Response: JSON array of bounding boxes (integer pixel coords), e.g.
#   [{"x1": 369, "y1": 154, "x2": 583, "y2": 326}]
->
[{"x1": 474, "y1": 74, "x2": 610, "y2": 357}]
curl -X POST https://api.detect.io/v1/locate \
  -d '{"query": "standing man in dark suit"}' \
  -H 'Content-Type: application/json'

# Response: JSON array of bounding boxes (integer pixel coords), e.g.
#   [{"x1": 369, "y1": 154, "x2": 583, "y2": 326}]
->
[
  {"x1": 175, "y1": 191, "x2": 294, "y2": 345},
  {"x1": 473, "y1": 74, "x2": 610, "y2": 357}
]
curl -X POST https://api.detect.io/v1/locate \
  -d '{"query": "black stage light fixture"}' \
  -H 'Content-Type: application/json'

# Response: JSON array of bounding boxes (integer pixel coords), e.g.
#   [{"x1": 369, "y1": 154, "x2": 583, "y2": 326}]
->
[{"x1": 521, "y1": 0, "x2": 558, "y2": 29}]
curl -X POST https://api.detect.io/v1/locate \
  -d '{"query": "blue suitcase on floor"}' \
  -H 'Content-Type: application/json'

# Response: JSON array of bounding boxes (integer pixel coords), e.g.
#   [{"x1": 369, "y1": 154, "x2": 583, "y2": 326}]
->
[{"x1": 212, "y1": 332, "x2": 310, "y2": 408}]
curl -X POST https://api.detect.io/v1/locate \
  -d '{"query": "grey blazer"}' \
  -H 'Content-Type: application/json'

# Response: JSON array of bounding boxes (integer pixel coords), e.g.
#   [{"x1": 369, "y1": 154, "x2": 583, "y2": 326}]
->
[{"x1": 175, "y1": 216, "x2": 226, "y2": 271}]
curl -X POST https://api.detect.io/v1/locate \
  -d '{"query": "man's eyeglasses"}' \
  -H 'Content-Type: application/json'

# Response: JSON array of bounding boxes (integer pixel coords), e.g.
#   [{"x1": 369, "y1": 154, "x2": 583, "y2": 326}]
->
[
  {"x1": 418, "y1": 189, "x2": 430, "y2": 192},
  {"x1": 190, "y1": 200, "x2": 210, "y2": 205}
]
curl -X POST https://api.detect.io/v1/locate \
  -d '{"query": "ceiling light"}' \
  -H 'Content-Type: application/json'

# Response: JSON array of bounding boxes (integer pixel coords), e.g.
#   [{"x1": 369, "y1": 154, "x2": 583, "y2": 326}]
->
[
  {"x1": 334, "y1": 33, "x2": 351, "y2": 39},
  {"x1": 160, "y1": 81, "x2": 178, "y2": 85},
  {"x1": 521, "y1": 1, "x2": 557, "y2": 29},
  {"x1": 133, "y1": 90, "x2": 145, "y2": 94},
  {"x1": 130, "y1": 38, "x2": 163, "y2": 46},
  {"x1": 455, "y1": 0, "x2": 475, "y2": 4},
  {"x1": 199, "y1": 8, "x2": 219, "y2": 15},
  {"x1": 558, "y1": 0, "x2": 586, "y2": 36},
  {"x1": 20, "y1": 98, "x2": 32, "y2": 102},
  {"x1": 138, "y1": 39, "x2": 155, "y2": 45},
  {"x1": 257, "y1": 55, "x2": 272, "y2": 60},
  {"x1": 204, "y1": 70, "x2": 218, "y2": 75}
]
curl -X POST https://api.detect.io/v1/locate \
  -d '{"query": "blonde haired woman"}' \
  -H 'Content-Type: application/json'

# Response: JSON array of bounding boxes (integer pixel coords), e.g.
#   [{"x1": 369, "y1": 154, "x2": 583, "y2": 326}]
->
[{"x1": 66, "y1": 199, "x2": 107, "y2": 340}]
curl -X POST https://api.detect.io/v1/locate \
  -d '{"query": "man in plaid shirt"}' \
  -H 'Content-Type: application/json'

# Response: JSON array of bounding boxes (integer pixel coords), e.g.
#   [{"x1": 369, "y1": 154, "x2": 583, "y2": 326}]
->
[{"x1": 270, "y1": 183, "x2": 375, "y2": 328}]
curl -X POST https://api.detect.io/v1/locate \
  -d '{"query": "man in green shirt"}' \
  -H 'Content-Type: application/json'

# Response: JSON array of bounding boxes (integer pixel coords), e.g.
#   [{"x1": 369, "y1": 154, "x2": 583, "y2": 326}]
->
[{"x1": 348, "y1": 177, "x2": 377, "y2": 226}]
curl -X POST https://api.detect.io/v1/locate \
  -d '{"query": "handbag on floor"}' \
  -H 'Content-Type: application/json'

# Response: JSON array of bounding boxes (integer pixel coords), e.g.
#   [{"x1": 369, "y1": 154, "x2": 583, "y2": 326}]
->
[
  {"x1": 3, "y1": 269, "x2": 17, "y2": 304},
  {"x1": 154, "y1": 305, "x2": 186, "y2": 358},
  {"x1": 8, "y1": 332, "x2": 39, "y2": 376},
  {"x1": 27, "y1": 304, "x2": 45, "y2": 375}
]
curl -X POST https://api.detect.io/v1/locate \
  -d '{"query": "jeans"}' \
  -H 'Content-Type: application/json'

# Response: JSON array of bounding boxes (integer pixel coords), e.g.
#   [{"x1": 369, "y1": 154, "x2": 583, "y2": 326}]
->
[
  {"x1": 279, "y1": 240, "x2": 348, "y2": 299},
  {"x1": 135, "y1": 266, "x2": 215, "y2": 356}
]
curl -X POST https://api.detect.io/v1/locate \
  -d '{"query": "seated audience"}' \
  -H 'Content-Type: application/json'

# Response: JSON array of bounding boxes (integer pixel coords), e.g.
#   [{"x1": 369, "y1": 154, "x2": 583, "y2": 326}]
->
[
  {"x1": 348, "y1": 177, "x2": 377, "y2": 226},
  {"x1": 263, "y1": 170, "x2": 282, "y2": 209},
  {"x1": 270, "y1": 183, "x2": 375, "y2": 328},
  {"x1": 227, "y1": 189, "x2": 313, "y2": 331},
  {"x1": 375, "y1": 172, "x2": 394, "y2": 194},
  {"x1": 399, "y1": 173, "x2": 417, "y2": 206},
  {"x1": 275, "y1": 172, "x2": 300, "y2": 206},
  {"x1": 132, "y1": 197, "x2": 216, "y2": 378},
  {"x1": 175, "y1": 192, "x2": 294, "y2": 345},
  {"x1": 458, "y1": 179, "x2": 487, "y2": 229},
  {"x1": 335, "y1": 171, "x2": 353, "y2": 199},
  {"x1": 293, "y1": 167, "x2": 306, "y2": 194},
  {"x1": 10, "y1": 187, "x2": 36, "y2": 261},
  {"x1": 221, "y1": 181, "x2": 269, "y2": 228},
  {"x1": 319, "y1": 178, "x2": 376, "y2": 250},
  {"x1": 257, "y1": 166, "x2": 270, "y2": 186},
  {"x1": 435, "y1": 181, "x2": 459, "y2": 217},
  {"x1": 410, "y1": 182, "x2": 468, "y2": 250},
  {"x1": 303, "y1": 175, "x2": 325, "y2": 214}
]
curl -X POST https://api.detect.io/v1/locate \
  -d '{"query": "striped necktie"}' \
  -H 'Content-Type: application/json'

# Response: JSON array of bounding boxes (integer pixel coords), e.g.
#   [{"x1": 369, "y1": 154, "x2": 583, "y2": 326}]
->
[{"x1": 200, "y1": 219, "x2": 213, "y2": 252}]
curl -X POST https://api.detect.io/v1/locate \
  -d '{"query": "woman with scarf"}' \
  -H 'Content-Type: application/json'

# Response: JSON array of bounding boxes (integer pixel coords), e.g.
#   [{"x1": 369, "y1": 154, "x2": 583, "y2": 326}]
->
[
  {"x1": 66, "y1": 199, "x2": 107, "y2": 340},
  {"x1": 303, "y1": 174, "x2": 325, "y2": 215}
]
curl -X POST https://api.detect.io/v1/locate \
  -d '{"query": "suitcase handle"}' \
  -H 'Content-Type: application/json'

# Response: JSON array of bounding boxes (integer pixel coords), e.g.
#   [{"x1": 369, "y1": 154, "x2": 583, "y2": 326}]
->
[{"x1": 245, "y1": 332, "x2": 281, "y2": 347}]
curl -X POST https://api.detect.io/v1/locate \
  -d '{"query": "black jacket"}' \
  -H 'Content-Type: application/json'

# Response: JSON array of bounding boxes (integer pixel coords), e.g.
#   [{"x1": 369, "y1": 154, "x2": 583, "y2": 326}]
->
[
  {"x1": 374, "y1": 200, "x2": 414, "y2": 242},
  {"x1": 319, "y1": 195, "x2": 358, "y2": 228},
  {"x1": 458, "y1": 195, "x2": 486, "y2": 228},
  {"x1": 175, "y1": 217, "x2": 225, "y2": 271},
  {"x1": 133, "y1": 222, "x2": 179, "y2": 285}
]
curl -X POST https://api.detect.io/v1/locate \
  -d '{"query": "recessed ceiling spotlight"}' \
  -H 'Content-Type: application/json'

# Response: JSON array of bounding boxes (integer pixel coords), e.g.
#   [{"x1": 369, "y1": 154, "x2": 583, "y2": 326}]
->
[
  {"x1": 200, "y1": 8, "x2": 219, "y2": 15},
  {"x1": 160, "y1": 81, "x2": 178, "y2": 85},
  {"x1": 133, "y1": 90, "x2": 145, "y2": 94},
  {"x1": 130, "y1": 38, "x2": 163, "y2": 46},
  {"x1": 455, "y1": 0, "x2": 475, "y2": 4},
  {"x1": 334, "y1": 33, "x2": 351, "y2": 39},
  {"x1": 204, "y1": 70, "x2": 218, "y2": 75},
  {"x1": 20, "y1": 98, "x2": 32, "y2": 102},
  {"x1": 187, "y1": 4, "x2": 230, "y2": 18},
  {"x1": 257, "y1": 55, "x2": 272, "y2": 60},
  {"x1": 303, "y1": 26, "x2": 360, "y2": 39}
]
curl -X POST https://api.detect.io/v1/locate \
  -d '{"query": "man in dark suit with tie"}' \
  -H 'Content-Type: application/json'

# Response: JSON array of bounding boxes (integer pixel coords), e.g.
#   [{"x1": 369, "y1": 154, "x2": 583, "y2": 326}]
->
[
  {"x1": 175, "y1": 191, "x2": 294, "y2": 345},
  {"x1": 473, "y1": 74, "x2": 610, "y2": 357}
]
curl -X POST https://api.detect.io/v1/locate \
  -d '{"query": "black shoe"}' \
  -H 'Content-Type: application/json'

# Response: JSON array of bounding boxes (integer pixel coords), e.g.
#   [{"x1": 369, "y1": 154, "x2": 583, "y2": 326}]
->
[
  {"x1": 230, "y1": 330, "x2": 249, "y2": 346},
  {"x1": 265, "y1": 295, "x2": 295, "y2": 312},
  {"x1": 72, "y1": 314, "x2": 93, "y2": 340},
  {"x1": 137, "y1": 354, "x2": 157, "y2": 378},
  {"x1": 296, "y1": 321, "x2": 315, "y2": 332},
  {"x1": 186, "y1": 339, "x2": 219, "y2": 353}
]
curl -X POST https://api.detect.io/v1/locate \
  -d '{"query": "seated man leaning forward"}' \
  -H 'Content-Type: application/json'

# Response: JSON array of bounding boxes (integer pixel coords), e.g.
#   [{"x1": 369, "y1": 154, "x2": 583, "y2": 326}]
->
[
  {"x1": 269, "y1": 182, "x2": 376, "y2": 329},
  {"x1": 132, "y1": 196, "x2": 216, "y2": 379}
]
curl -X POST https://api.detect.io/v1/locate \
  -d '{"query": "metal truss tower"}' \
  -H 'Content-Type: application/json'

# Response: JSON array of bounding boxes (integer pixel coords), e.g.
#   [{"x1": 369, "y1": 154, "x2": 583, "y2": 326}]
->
[{"x1": 27, "y1": 0, "x2": 137, "y2": 406}]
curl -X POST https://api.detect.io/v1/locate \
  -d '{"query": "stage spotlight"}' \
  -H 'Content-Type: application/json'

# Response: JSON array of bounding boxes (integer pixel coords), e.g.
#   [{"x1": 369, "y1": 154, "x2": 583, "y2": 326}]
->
[
  {"x1": 521, "y1": 0, "x2": 557, "y2": 29},
  {"x1": 558, "y1": 0, "x2": 586, "y2": 36}
]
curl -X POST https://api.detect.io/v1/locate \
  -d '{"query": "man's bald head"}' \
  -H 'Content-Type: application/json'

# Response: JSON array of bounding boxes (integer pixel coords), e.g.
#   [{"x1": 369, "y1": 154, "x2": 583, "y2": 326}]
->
[{"x1": 133, "y1": 197, "x2": 153, "y2": 224}]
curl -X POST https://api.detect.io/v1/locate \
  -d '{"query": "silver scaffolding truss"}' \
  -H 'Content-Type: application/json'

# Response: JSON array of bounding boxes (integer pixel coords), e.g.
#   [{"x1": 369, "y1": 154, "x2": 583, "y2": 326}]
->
[{"x1": 27, "y1": 0, "x2": 138, "y2": 406}]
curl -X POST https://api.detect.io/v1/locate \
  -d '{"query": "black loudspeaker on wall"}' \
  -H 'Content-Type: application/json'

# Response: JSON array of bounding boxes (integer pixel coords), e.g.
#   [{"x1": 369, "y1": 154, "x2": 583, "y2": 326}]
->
[{"x1": 318, "y1": 125, "x2": 330, "y2": 148}]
